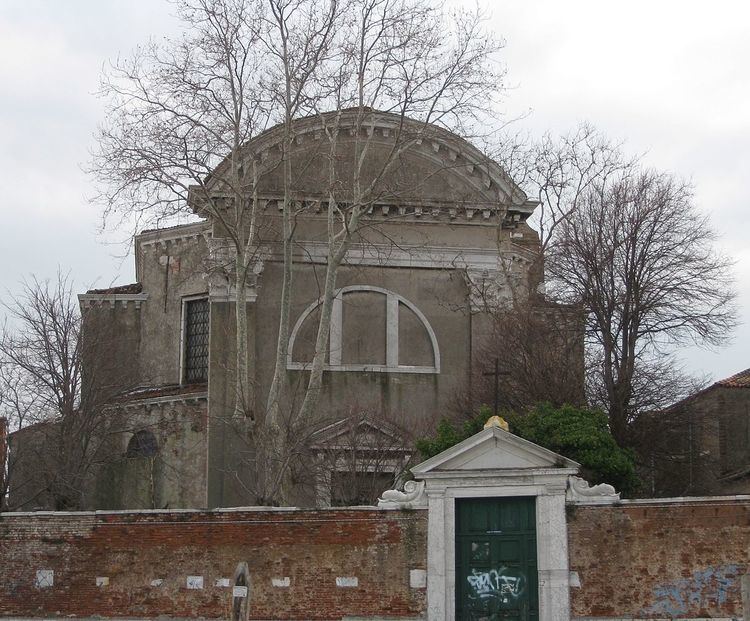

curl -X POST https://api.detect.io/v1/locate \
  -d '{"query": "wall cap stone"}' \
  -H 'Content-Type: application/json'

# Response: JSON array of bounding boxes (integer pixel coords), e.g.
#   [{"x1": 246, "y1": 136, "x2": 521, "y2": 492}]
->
[
  {"x1": 0, "y1": 504, "x2": 427, "y2": 518},
  {"x1": 570, "y1": 493, "x2": 750, "y2": 507}
]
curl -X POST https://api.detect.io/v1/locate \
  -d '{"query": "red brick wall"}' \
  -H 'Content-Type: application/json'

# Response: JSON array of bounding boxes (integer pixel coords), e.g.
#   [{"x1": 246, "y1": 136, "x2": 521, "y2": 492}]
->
[
  {"x1": 568, "y1": 498, "x2": 750, "y2": 618},
  {"x1": 4, "y1": 497, "x2": 750, "y2": 619},
  {"x1": 0, "y1": 507, "x2": 427, "y2": 619}
]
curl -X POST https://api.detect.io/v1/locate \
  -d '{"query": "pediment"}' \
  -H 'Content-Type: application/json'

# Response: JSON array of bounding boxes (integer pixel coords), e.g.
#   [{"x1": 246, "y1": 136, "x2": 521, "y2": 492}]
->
[
  {"x1": 309, "y1": 416, "x2": 409, "y2": 452},
  {"x1": 411, "y1": 426, "x2": 580, "y2": 476}
]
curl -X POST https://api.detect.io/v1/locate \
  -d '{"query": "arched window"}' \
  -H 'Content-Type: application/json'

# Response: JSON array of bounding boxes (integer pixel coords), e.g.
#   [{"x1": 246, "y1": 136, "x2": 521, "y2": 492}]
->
[
  {"x1": 287, "y1": 285, "x2": 440, "y2": 374},
  {"x1": 126, "y1": 430, "x2": 159, "y2": 458}
]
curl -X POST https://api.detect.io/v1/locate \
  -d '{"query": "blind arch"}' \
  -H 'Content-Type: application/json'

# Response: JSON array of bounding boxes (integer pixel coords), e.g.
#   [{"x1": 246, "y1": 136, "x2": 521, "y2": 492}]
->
[{"x1": 287, "y1": 285, "x2": 440, "y2": 374}]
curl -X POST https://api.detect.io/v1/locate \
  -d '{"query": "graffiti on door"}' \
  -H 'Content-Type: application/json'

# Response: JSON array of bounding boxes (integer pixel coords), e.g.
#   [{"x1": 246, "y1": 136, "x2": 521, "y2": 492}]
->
[{"x1": 467, "y1": 567, "x2": 526, "y2": 605}]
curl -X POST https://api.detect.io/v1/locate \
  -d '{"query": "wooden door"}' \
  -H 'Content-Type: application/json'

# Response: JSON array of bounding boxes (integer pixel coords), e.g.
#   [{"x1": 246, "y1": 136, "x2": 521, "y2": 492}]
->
[{"x1": 455, "y1": 497, "x2": 538, "y2": 621}]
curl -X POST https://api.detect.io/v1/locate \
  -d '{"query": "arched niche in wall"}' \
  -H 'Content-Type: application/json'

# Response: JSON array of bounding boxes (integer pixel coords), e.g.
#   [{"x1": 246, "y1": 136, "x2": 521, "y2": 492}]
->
[
  {"x1": 126, "y1": 430, "x2": 159, "y2": 459},
  {"x1": 287, "y1": 285, "x2": 440, "y2": 374}
]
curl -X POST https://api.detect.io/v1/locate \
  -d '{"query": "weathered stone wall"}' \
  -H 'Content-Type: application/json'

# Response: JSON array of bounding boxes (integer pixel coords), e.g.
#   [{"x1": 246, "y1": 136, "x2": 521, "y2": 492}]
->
[
  {"x1": 0, "y1": 507, "x2": 427, "y2": 620},
  {"x1": 93, "y1": 396, "x2": 208, "y2": 510},
  {"x1": 568, "y1": 497, "x2": 750, "y2": 619},
  {"x1": 136, "y1": 223, "x2": 210, "y2": 387}
]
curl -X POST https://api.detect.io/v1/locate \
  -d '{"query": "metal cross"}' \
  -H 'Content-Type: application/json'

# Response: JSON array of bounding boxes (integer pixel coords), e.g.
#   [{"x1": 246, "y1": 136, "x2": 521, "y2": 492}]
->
[{"x1": 482, "y1": 358, "x2": 510, "y2": 416}]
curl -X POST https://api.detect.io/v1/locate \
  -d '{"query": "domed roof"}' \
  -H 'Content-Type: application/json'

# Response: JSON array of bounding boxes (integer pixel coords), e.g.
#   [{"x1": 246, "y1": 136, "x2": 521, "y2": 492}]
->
[{"x1": 195, "y1": 109, "x2": 534, "y2": 217}]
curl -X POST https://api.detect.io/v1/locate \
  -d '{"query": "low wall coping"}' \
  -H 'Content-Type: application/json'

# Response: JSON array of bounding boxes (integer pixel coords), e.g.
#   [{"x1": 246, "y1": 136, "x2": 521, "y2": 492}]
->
[{"x1": 571, "y1": 493, "x2": 750, "y2": 507}]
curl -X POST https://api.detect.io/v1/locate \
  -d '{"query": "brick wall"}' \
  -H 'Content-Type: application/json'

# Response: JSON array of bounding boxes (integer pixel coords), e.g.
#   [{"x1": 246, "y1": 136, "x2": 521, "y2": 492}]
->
[
  {"x1": 0, "y1": 507, "x2": 427, "y2": 619},
  {"x1": 568, "y1": 497, "x2": 750, "y2": 618},
  {"x1": 3, "y1": 497, "x2": 750, "y2": 619}
]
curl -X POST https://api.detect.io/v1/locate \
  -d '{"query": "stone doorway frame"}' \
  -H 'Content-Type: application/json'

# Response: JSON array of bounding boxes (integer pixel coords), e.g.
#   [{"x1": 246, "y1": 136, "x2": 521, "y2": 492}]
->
[{"x1": 409, "y1": 425, "x2": 579, "y2": 621}]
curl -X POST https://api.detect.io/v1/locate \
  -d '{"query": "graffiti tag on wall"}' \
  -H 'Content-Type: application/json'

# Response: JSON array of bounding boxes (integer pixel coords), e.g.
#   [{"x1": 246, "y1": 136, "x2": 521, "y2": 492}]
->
[{"x1": 640, "y1": 564, "x2": 743, "y2": 617}]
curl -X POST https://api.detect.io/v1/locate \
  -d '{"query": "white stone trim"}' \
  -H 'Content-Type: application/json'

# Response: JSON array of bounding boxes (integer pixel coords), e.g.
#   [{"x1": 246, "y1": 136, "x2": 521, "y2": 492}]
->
[
  {"x1": 424, "y1": 477, "x2": 574, "y2": 621},
  {"x1": 298, "y1": 241, "x2": 535, "y2": 271},
  {"x1": 78, "y1": 293, "x2": 148, "y2": 309},
  {"x1": 287, "y1": 285, "x2": 440, "y2": 374},
  {"x1": 566, "y1": 476, "x2": 620, "y2": 504},
  {"x1": 136, "y1": 220, "x2": 210, "y2": 248},
  {"x1": 412, "y1": 426, "x2": 580, "y2": 476},
  {"x1": 412, "y1": 426, "x2": 579, "y2": 621}
]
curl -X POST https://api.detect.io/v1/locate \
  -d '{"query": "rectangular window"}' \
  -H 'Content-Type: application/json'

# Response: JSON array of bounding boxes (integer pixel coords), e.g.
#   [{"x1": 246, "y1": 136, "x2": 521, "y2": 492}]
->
[{"x1": 183, "y1": 298, "x2": 209, "y2": 383}]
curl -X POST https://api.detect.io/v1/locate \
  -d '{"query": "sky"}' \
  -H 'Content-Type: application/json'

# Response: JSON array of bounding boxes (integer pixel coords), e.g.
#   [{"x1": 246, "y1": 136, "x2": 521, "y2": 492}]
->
[{"x1": 0, "y1": 0, "x2": 748, "y2": 383}]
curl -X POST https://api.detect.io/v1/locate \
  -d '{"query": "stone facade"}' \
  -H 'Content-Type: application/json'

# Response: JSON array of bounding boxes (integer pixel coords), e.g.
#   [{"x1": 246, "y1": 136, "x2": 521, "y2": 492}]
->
[
  {"x1": 6, "y1": 387, "x2": 208, "y2": 511},
  {"x1": 7, "y1": 110, "x2": 552, "y2": 510}
]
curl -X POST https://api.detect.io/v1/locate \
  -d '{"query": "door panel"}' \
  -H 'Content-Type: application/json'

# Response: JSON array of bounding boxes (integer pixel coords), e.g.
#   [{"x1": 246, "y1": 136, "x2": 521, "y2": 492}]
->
[{"x1": 456, "y1": 497, "x2": 538, "y2": 621}]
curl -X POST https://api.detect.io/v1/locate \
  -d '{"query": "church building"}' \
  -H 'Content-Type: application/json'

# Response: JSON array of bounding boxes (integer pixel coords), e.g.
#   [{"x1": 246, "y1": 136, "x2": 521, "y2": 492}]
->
[{"x1": 8, "y1": 110, "x2": 544, "y2": 510}]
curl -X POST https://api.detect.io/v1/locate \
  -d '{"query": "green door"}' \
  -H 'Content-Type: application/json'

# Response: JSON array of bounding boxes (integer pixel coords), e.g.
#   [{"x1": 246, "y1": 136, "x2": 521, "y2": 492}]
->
[{"x1": 456, "y1": 497, "x2": 538, "y2": 621}]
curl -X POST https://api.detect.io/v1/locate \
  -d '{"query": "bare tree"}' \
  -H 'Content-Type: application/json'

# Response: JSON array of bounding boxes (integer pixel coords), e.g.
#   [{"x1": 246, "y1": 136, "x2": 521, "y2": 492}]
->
[
  {"x1": 260, "y1": 0, "x2": 504, "y2": 501},
  {"x1": 92, "y1": 0, "x2": 311, "y2": 420},
  {"x1": 471, "y1": 299, "x2": 585, "y2": 414},
  {"x1": 0, "y1": 274, "x2": 118, "y2": 510},
  {"x1": 548, "y1": 169, "x2": 737, "y2": 444},
  {"x1": 92, "y1": 0, "x2": 505, "y2": 505},
  {"x1": 455, "y1": 125, "x2": 627, "y2": 418}
]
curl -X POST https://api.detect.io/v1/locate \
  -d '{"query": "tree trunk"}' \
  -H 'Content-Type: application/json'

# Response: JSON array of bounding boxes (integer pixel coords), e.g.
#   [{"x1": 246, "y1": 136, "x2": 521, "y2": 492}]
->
[{"x1": 234, "y1": 254, "x2": 251, "y2": 418}]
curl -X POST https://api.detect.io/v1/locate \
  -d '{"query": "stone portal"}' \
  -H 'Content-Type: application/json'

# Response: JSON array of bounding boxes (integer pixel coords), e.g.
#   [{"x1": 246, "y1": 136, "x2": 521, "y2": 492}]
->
[{"x1": 404, "y1": 420, "x2": 580, "y2": 621}]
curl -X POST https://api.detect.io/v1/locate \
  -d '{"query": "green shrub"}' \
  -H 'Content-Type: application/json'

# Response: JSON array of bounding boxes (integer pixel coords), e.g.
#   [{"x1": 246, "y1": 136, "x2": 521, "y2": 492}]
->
[{"x1": 416, "y1": 403, "x2": 639, "y2": 496}]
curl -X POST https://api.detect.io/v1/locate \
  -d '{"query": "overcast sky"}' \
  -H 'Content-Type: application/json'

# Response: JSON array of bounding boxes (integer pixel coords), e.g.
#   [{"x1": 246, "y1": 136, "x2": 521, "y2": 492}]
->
[{"x1": 0, "y1": 0, "x2": 747, "y2": 383}]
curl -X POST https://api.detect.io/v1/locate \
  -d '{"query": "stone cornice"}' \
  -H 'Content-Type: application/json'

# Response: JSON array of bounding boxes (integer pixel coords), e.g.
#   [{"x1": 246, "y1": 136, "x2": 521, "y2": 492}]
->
[
  {"x1": 198, "y1": 194, "x2": 535, "y2": 227},
  {"x1": 78, "y1": 293, "x2": 149, "y2": 310},
  {"x1": 136, "y1": 220, "x2": 210, "y2": 249},
  {"x1": 288, "y1": 241, "x2": 536, "y2": 272},
  {"x1": 198, "y1": 109, "x2": 532, "y2": 209},
  {"x1": 106, "y1": 391, "x2": 208, "y2": 409}
]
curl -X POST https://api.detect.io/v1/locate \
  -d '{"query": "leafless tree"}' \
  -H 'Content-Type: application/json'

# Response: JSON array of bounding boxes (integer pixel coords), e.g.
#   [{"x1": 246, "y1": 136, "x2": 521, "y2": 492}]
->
[
  {"x1": 548, "y1": 169, "x2": 737, "y2": 445},
  {"x1": 92, "y1": 0, "x2": 505, "y2": 505},
  {"x1": 92, "y1": 0, "x2": 277, "y2": 420},
  {"x1": 260, "y1": 0, "x2": 504, "y2": 501},
  {"x1": 0, "y1": 274, "x2": 120, "y2": 510},
  {"x1": 453, "y1": 125, "x2": 628, "y2": 418},
  {"x1": 470, "y1": 298, "x2": 586, "y2": 415}
]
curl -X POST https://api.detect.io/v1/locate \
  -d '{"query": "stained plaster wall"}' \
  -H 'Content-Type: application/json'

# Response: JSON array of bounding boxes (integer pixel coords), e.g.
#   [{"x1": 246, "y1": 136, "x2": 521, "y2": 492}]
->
[
  {"x1": 93, "y1": 398, "x2": 208, "y2": 510},
  {"x1": 80, "y1": 300, "x2": 143, "y2": 397},
  {"x1": 135, "y1": 226, "x2": 210, "y2": 387},
  {"x1": 207, "y1": 227, "x2": 537, "y2": 506}
]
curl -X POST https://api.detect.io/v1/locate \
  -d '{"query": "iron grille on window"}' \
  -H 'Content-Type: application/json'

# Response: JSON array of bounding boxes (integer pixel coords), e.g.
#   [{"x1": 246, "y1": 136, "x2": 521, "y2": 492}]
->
[{"x1": 184, "y1": 298, "x2": 209, "y2": 383}]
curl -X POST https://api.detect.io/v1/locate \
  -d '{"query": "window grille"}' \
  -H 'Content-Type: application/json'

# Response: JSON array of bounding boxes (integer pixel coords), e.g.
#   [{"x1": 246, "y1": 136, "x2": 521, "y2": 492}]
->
[{"x1": 184, "y1": 298, "x2": 209, "y2": 383}]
